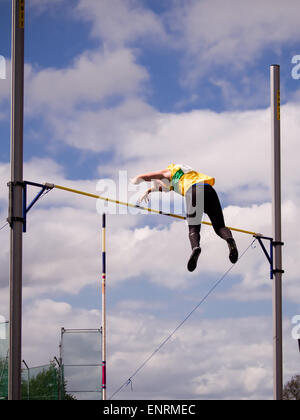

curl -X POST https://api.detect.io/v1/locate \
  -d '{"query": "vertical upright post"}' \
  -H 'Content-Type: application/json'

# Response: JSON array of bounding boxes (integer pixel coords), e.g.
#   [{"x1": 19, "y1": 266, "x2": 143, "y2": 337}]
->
[
  {"x1": 9, "y1": 0, "x2": 25, "y2": 401},
  {"x1": 101, "y1": 213, "x2": 107, "y2": 400},
  {"x1": 270, "y1": 64, "x2": 283, "y2": 400}
]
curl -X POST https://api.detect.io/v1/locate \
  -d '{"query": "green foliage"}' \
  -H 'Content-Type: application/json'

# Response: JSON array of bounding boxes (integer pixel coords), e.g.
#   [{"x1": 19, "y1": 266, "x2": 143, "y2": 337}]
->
[
  {"x1": 283, "y1": 374, "x2": 300, "y2": 400},
  {"x1": 21, "y1": 360, "x2": 76, "y2": 400},
  {"x1": 0, "y1": 357, "x2": 8, "y2": 400},
  {"x1": 0, "y1": 357, "x2": 76, "y2": 400},
  {"x1": 63, "y1": 391, "x2": 77, "y2": 400},
  {"x1": 21, "y1": 362, "x2": 58, "y2": 400}
]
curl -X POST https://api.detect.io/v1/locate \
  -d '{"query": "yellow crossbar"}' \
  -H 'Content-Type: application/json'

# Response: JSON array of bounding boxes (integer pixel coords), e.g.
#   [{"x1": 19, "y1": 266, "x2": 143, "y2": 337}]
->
[{"x1": 51, "y1": 183, "x2": 260, "y2": 236}]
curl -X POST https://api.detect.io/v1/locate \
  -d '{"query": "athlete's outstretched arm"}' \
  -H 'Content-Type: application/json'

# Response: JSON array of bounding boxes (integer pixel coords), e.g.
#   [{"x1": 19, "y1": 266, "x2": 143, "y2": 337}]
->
[
  {"x1": 138, "y1": 179, "x2": 171, "y2": 204},
  {"x1": 131, "y1": 169, "x2": 171, "y2": 184}
]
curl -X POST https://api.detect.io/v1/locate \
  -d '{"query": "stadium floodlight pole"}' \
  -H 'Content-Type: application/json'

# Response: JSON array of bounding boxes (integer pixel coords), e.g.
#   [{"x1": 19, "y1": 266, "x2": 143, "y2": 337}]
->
[
  {"x1": 270, "y1": 64, "x2": 283, "y2": 400},
  {"x1": 101, "y1": 213, "x2": 107, "y2": 400},
  {"x1": 8, "y1": 0, "x2": 25, "y2": 400}
]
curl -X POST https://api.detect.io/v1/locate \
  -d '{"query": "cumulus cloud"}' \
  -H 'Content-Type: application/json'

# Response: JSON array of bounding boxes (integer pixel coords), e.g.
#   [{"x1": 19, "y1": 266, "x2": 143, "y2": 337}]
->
[
  {"x1": 104, "y1": 313, "x2": 296, "y2": 399},
  {"x1": 25, "y1": 49, "x2": 149, "y2": 114},
  {"x1": 74, "y1": 0, "x2": 167, "y2": 48},
  {"x1": 168, "y1": 0, "x2": 300, "y2": 85},
  {"x1": 48, "y1": 98, "x2": 156, "y2": 153},
  {"x1": 17, "y1": 297, "x2": 299, "y2": 400},
  {"x1": 22, "y1": 298, "x2": 100, "y2": 367},
  {"x1": 20, "y1": 300, "x2": 274, "y2": 399}
]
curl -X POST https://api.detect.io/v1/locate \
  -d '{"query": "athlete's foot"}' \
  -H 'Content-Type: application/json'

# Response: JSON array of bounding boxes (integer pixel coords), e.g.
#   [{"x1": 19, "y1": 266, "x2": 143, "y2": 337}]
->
[
  {"x1": 227, "y1": 238, "x2": 238, "y2": 263},
  {"x1": 187, "y1": 247, "x2": 201, "y2": 272}
]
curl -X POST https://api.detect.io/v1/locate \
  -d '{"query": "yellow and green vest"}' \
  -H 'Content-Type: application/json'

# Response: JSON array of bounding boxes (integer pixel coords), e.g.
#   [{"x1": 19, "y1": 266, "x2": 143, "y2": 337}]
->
[{"x1": 166, "y1": 163, "x2": 215, "y2": 196}]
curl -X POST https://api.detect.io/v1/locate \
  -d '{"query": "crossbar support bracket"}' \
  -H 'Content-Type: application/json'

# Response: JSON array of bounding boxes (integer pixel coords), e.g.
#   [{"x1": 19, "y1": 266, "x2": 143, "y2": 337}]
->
[
  {"x1": 254, "y1": 235, "x2": 284, "y2": 280},
  {"x1": 21, "y1": 181, "x2": 54, "y2": 232}
]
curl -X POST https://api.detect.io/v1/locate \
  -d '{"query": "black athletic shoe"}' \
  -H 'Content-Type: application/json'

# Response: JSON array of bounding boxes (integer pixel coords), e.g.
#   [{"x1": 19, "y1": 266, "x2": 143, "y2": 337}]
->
[
  {"x1": 227, "y1": 238, "x2": 238, "y2": 264},
  {"x1": 187, "y1": 247, "x2": 201, "y2": 272}
]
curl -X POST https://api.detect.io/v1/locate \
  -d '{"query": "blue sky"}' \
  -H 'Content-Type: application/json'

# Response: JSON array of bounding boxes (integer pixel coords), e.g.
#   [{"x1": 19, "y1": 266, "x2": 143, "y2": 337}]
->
[{"x1": 1, "y1": 0, "x2": 300, "y2": 400}]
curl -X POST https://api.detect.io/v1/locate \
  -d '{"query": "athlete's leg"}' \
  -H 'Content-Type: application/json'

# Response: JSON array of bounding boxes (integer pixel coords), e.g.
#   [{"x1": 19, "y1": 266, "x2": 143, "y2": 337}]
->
[
  {"x1": 185, "y1": 184, "x2": 204, "y2": 247},
  {"x1": 204, "y1": 185, "x2": 238, "y2": 263},
  {"x1": 188, "y1": 224, "x2": 200, "y2": 249},
  {"x1": 185, "y1": 185, "x2": 203, "y2": 271}
]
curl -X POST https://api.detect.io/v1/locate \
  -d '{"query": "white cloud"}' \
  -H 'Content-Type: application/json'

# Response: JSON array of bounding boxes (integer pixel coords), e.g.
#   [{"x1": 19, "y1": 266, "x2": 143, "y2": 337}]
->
[
  {"x1": 17, "y1": 297, "x2": 299, "y2": 399},
  {"x1": 0, "y1": 58, "x2": 10, "y2": 115},
  {"x1": 174, "y1": 94, "x2": 200, "y2": 110},
  {"x1": 243, "y1": 366, "x2": 269, "y2": 393},
  {"x1": 25, "y1": 49, "x2": 149, "y2": 114},
  {"x1": 48, "y1": 98, "x2": 156, "y2": 153},
  {"x1": 168, "y1": 0, "x2": 300, "y2": 85},
  {"x1": 106, "y1": 313, "x2": 295, "y2": 399},
  {"x1": 28, "y1": 0, "x2": 65, "y2": 12},
  {"x1": 75, "y1": 0, "x2": 167, "y2": 48},
  {"x1": 22, "y1": 298, "x2": 100, "y2": 367},
  {"x1": 20, "y1": 300, "x2": 275, "y2": 399},
  {"x1": 209, "y1": 73, "x2": 269, "y2": 109}
]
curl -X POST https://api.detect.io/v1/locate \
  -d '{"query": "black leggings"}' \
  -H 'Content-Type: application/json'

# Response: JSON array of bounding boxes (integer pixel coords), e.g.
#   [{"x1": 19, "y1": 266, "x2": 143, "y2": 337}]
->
[{"x1": 185, "y1": 183, "x2": 232, "y2": 249}]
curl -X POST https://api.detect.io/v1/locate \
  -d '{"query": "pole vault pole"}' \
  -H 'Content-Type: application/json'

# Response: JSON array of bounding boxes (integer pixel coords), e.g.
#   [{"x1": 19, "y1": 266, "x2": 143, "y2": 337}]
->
[
  {"x1": 8, "y1": 0, "x2": 25, "y2": 400},
  {"x1": 270, "y1": 64, "x2": 283, "y2": 400},
  {"x1": 101, "y1": 213, "x2": 107, "y2": 400}
]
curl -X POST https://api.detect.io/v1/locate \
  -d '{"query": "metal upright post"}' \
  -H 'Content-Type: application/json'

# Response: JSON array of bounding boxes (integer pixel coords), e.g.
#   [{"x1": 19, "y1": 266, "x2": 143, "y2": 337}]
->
[
  {"x1": 101, "y1": 213, "x2": 107, "y2": 400},
  {"x1": 8, "y1": 0, "x2": 25, "y2": 400},
  {"x1": 270, "y1": 64, "x2": 283, "y2": 400}
]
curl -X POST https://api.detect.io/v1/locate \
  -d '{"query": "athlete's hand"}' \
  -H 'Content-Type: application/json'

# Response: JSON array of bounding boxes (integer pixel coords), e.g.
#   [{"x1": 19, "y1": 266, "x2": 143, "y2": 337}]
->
[
  {"x1": 130, "y1": 176, "x2": 142, "y2": 185},
  {"x1": 138, "y1": 190, "x2": 150, "y2": 204}
]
